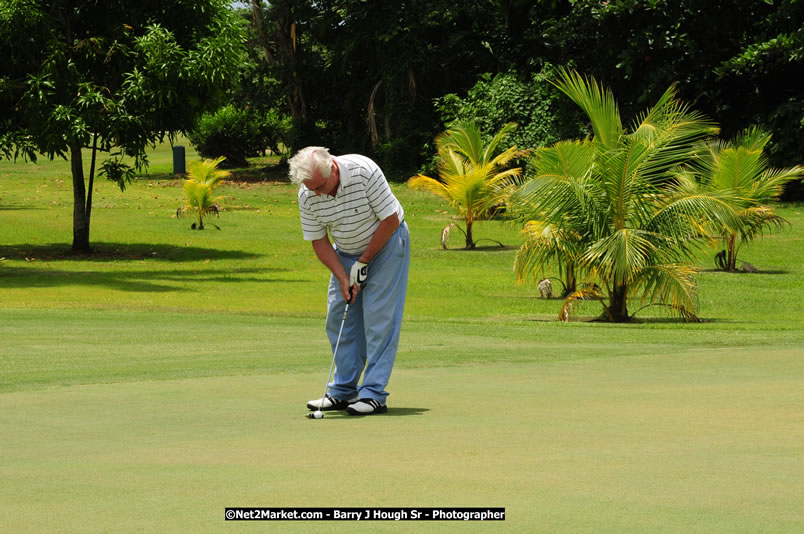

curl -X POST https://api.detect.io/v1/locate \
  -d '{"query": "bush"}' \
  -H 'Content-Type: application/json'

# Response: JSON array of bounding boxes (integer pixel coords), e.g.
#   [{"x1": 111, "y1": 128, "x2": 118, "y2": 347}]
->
[
  {"x1": 433, "y1": 65, "x2": 588, "y2": 164},
  {"x1": 189, "y1": 105, "x2": 274, "y2": 167},
  {"x1": 189, "y1": 105, "x2": 258, "y2": 167},
  {"x1": 260, "y1": 108, "x2": 292, "y2": 156}
]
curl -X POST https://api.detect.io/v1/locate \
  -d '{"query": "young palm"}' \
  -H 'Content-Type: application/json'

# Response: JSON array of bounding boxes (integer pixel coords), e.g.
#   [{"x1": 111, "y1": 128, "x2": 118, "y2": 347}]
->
[
  {"x1": 511, "y1": 68, "x2": 733, "y2": 322},
  {"x1": 676, "y1": 127, "x2": 803, "y2": 271},
  {"x1": 513, "y1": 140, "x2": 594, "y2": 295},
  {"x1": 178, "y1": 156, "x2": 230, "y2": 230},
  {"x1": 408, "y1": 121, "x2": 522, "y2": 249}
]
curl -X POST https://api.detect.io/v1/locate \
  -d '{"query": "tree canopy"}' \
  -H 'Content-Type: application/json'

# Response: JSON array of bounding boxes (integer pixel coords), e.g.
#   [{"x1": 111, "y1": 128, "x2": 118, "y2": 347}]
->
[
  {"x1": 0, "y1": 0, "x2": 246, "y2": 251},
  {"x1": 239, "y1": 0, "x2": 802, "y2": 193}
]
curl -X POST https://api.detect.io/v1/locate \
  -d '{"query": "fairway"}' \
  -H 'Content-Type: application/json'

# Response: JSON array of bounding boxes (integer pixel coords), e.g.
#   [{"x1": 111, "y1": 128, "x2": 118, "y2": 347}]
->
[
  {"x1": 2, "y1": 347, "x2": 802, "y2": 533},
  {"x1": 2, "y1": 144, "x2": 804, "y2": 532}
]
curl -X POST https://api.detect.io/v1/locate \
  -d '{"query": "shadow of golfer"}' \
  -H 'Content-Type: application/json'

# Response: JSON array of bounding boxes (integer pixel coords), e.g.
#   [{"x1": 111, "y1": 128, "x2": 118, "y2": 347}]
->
[
  {"x1": 384, "y1": 407, "x2": 430, "y2": 417},
  {"x1": 316, "y1": 407, "x2": 430, "y2": 419}
]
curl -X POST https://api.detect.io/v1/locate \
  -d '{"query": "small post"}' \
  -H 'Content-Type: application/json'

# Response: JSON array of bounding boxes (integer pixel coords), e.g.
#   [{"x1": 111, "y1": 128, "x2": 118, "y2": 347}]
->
[{"x1": 172, "y1": 145, "x2": 186, "y2": 175}]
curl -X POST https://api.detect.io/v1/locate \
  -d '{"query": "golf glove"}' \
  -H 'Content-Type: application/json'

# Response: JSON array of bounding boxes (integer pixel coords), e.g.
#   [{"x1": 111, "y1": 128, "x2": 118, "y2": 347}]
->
[{"x1": 350, "y1": 260, "x2": 368, "y2": 287}]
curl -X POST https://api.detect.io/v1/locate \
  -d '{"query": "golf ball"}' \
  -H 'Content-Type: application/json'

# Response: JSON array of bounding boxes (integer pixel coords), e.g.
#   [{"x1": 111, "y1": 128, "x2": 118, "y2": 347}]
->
[{"x1": 313, "y1": 411, "x2": 323, "y2": 419}]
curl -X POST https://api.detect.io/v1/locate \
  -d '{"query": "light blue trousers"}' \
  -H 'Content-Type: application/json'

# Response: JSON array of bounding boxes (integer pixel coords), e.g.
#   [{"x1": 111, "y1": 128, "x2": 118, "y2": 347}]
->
[{"x1": 326, "y1": 222, "x2": 410, "y2": 403}]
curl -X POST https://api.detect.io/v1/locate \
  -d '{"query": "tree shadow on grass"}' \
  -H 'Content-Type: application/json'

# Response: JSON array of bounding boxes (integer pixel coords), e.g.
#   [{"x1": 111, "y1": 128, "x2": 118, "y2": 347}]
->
[
  {"x1": 0, "y1": 266, "x2": 303, "y2": 292},
  {"x1": 0, "y1": 205, "x2": 46, "y2": 211},
  {"x1": 0, "y1": 242, "x2": 306, "y2": 292},
  {"x1": 0, "y1": 242, "x2": 261, "y2": 262},
  {"x1": 698, "y1": 268, "x2": 789, "y2": 275},
  {"x1": 446, "y1": 245, "x2": 518, "y2": 252}
]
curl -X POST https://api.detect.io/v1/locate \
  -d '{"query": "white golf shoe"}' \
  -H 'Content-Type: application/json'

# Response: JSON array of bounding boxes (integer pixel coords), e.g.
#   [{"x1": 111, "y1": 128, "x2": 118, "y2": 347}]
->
[
  {"x1": 346, "y1": 398, "x2": 387, "y2": 415},
  {"x1": 306, "y1": 395, "x2": 357, "y2": 411}
]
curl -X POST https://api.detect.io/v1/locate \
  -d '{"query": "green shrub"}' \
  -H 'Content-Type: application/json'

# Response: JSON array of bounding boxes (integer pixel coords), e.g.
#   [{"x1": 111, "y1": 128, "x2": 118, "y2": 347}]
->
[
  {"x1": 433, "y1": 65, "x2": 588, "y2": 163},
  {"x1": 260, "y1": 108, "x2": 292, "y2": 156},
  {"x1": 188, "y1": 105, "x2": 263, "y2": 167}
]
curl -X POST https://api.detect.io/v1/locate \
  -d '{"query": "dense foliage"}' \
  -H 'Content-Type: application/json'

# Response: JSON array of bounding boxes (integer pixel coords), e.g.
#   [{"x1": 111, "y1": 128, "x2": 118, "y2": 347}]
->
[
  {"x1": 189, "y1": 105, "x2": 264, "y2": 167},
  {"x1": 408, "y1": 121, "x2": 522, "y2": 249},
  {"x1": 673, "y1": 127, "x2": 803, "y2": 271},
  {"x1": 238, "y1": 0, "x2": 801, "y2": 197},
  {"x1": 0, "y1": 0, "x2": 246, "y2": 250},
  {"x1": 434, "y1": 67, "x2": 587, "y2": 161},
  {"x1": 511, "y1": 69, "x2": 735, "y2": 322}
]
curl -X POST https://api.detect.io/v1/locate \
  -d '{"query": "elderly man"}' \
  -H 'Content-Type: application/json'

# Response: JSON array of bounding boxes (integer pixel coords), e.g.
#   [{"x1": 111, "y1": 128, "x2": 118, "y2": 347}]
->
[{"x1": 288, "y1": 146, "x2": 410, "y2": 415}]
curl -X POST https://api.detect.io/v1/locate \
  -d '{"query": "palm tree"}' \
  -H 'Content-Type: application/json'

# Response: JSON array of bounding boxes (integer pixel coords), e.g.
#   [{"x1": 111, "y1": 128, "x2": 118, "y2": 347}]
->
[
  {"x1": 511, "y1": 68, "x2": 736, "y2": 322},
  {"x1": 676, "y1": 127, "x2": 803, "y2": 271},
  {"x1": 178, "y1": 156, "x2": 230, "y2": 230},
  {"x1": 513, "y1": 140, "x2": 593, "y2": 296},
  {"x1": 408, "y1": 121, "x2": 522, "y2": 249}
]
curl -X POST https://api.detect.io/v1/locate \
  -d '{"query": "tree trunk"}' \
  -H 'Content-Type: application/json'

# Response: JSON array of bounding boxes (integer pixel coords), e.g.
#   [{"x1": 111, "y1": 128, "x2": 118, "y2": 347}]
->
[
  {"x1": 727, "y1": 233, "x2": 737, "y2": 272},
  {"x1": 70, "y1": 142, "x2": 91, "y2": 252},
  {"x1": 465, "y1": 220, "x2": 475, "y2": 249},
  {"x1": 565, "y1": 264, "x2": 577, "y2": 297},
  {"x1": 608, "y1": 283, "x2": 629, "y2": 322},
  {"x1": 252, "y1": 0, "x2": 308, "y2": 146}
]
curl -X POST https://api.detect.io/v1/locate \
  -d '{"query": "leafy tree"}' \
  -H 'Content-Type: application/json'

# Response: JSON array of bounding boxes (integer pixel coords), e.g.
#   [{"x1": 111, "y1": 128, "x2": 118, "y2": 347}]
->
[
  {"x1": 250, "y1": 0, "x2": 498, "y2": 173},
  {"x1": 0, "y1": 0, "x2": 246, "y2": 252},
  {"x1": 673, "y1": 127, "x2": 803, "y2": 271},
  {"x1": 177, "y1": 156, "x2": 229, "y2": 230},
  {"x1": 249, "y1": 0, "x2": 323, "y2": 150},
  {"x1": 531, "y1": 0, "x2": 804, "y2": 191},
  {"x1": 511, "y1": 69, "x2": 737, "y2": 322},
  {"x1": 434, "y1": 66, "x2": 587, "y2": 157},
  {"x1": 189, "y1": 105, "x2": 262, "y2": 167},
  {"x1": 408, "y1": 121, "x2": 521, "y2": 249}
]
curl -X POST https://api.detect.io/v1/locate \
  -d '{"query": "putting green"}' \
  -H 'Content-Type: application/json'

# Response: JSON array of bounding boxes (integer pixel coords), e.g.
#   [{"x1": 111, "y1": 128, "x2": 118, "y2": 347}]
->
[{"x1": 1, "y1": 348, "x2": 802, "y2": 533}]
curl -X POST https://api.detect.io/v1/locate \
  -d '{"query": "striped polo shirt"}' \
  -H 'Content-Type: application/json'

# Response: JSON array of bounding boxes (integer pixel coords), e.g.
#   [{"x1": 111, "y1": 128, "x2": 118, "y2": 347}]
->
[{"x1": 298, "y1": 154, "x2": 404, "y2": 255}]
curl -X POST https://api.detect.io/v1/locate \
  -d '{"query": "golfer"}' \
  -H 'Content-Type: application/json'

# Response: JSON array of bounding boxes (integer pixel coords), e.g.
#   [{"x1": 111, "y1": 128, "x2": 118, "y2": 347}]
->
[{"x1": 289, "y1": 146, "x2": 410, "y2": 415}]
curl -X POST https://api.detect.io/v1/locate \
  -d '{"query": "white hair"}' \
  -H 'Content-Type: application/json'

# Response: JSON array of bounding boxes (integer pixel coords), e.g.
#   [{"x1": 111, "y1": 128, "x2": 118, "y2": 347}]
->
[{"x1": 288, "y1": 146, "x2": 333, "y2": 185}]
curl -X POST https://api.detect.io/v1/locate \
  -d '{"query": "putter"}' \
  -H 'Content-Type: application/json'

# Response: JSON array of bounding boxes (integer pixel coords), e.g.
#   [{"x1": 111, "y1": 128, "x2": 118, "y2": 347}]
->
[{"x1": 307, "y1": 298, "x2": 350, "y2": 419}]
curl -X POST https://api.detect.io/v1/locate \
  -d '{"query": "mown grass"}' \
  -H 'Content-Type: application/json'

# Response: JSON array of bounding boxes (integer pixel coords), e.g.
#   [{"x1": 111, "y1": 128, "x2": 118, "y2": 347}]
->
[
  {"x1": 2, "y1": 148, "x2": 802, "y2": 324},
  {"x1": 1, "y1": 144, "x2": 803, "y2": 532}
]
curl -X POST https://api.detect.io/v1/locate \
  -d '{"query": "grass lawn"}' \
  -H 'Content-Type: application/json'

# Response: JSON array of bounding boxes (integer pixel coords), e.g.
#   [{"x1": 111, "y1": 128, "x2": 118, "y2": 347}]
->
[{"x1": 1, "y1": 145, "x2": 803, "y2": 532}]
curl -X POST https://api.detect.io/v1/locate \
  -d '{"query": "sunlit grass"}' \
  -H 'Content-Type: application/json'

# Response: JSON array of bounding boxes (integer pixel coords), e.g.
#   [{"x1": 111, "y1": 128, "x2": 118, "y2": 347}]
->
[{"x1": 1, "y1": 144, "x2": 803, "y2": 533}]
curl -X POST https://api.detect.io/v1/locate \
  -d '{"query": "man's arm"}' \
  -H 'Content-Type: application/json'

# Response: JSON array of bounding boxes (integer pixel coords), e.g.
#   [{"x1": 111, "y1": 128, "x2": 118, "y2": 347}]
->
[
  {"x1": 311, "y1": 235, "x2": 353, "y2": 302},
  {"x1": 313, "y1": 214, "x2": 400, "y2": 302},
  {"x1": 358, "y1": 214, "x2": 400, "y2": 265},
  {"x1": 346, "y1": 214, "x2": 400, "y2": 296}
]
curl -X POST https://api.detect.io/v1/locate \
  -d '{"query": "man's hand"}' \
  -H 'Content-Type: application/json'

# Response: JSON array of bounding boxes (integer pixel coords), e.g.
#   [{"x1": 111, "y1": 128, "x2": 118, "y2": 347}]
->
[
  {"x1": 338, "y1": 275, "x2": 354, "y2": 303},
  {"x1": 350, "y1": 260, "x2": 368, "y2": 289}
]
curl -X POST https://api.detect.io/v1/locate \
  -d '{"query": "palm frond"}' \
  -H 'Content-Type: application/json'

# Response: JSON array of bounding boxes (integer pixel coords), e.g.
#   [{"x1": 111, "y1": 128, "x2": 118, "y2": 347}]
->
[
  {"x1": 514, "y1": 221, "x2": 584, "y2": 284},
  {"x1": 651, "y1": 189, "x2": 743, "y2": 239},
  {"x1": 186, "y1": 156, "x2": 230, "y2": 185},
  {"x1": 436, "y1": 121, "x2": 484, "y2": 164},
  {"x1": 731, "y1": 125, "x2": 772, "y2": 152},
  {"x1": 631, "y1": 263, "x2": 699, "y2": 321},
  {"x1": 530, "y1": 140, "x2": 595, "y2": 180},
  {"x1": 552, "y1": 67, "x2": 622, "y2": 150},
  {"x1": 408, "y1": 173, "x2": 450, "y2": 201},
  {"x1": 736, "y1": 206, "x2": 789, "y2": 242},
  {"x1": 750, "y1": 165, "x2": 804, "y2": 202},
  {"x1": 558, "y1": 288, "x2": 612, "y2": 322},
  {"x1": 482, "y1": 122, "x2": 518, "y2": 167},
  {"x1": 582, "y1": 229, "x2": 660, "y2": 284}
]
